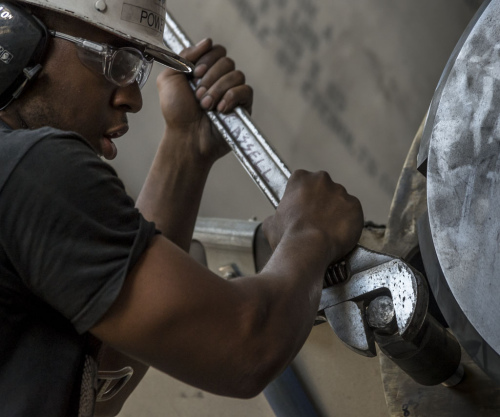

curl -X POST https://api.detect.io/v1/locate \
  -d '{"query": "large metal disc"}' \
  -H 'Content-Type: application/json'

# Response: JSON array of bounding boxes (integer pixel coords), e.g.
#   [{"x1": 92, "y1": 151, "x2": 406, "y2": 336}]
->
[{"x1": 419, "y1": 0, "x2": 500, "y2": 381}]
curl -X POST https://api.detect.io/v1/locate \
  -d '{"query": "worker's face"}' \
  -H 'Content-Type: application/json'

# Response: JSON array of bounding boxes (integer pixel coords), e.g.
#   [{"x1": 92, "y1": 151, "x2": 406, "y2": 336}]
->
[{"x1": 13, "y1": 17, "x2": 144, "y2": 160}]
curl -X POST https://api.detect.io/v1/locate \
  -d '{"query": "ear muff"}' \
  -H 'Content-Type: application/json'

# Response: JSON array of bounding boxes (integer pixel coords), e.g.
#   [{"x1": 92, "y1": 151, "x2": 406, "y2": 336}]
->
[{"x1": 0, "y1": 1, "x2": 49, "y2": 110}]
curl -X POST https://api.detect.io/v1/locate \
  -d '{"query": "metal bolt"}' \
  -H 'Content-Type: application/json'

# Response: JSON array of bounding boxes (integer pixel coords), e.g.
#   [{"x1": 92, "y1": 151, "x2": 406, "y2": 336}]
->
[
  {"x1": 95, "y1": 0, "x2": 107, "y2": 12},
  {"x1": 366, "y1": 295, "x2": 395, "y2": 329}
]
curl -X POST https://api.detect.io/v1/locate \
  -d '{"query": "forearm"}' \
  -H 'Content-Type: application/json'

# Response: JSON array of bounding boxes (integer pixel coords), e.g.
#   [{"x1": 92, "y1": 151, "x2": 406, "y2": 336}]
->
[
  {"x1": 163, "y1": 235, "x2": 328, "y2": 397},
  {"x1": 136, "y1": 128, "x2": 213, "y2": 251},
  {"x1": 235, "y1": 233, "x2": 329, "y2": 378},
  {"x1": 137, "y1": 238, "x2": 329, "y2": 398},
  {"x1": 261, "y1": 236, "x2": 326, "y2": 333}
]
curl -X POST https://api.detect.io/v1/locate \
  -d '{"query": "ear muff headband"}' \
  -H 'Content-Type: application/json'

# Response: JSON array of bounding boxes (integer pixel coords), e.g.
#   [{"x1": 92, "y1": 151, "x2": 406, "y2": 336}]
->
[{"x1": 0, "y1": 1, "x2": 49, "y2": 110}]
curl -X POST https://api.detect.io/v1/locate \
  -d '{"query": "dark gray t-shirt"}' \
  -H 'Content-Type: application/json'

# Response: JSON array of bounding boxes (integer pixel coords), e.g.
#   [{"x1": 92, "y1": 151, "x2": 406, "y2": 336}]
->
[{"x1": 0, "y1": 124, "x2": 157, "y2": 416}]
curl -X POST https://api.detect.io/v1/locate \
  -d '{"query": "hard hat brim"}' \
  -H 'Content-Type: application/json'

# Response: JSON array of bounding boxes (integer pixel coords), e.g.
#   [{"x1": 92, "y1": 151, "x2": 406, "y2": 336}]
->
[{"x1": 144, "y1": 44, "x2": 194, "y2": 73}]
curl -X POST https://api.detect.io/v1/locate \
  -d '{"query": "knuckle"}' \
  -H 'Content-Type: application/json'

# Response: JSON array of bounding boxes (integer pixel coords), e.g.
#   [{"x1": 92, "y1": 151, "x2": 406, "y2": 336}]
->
[
  {"x1": 214, "y1": 45, "x2": 227, "y2": 56},
  {"x1": 346, "y1": 196, "x2": 363, "y2": 219},
  {"x1": 221, "y1": 90, "x2": 238, "y2": 106},
  {"x1": 222, "y1": 57, "x2": 236, "y2": 71},
  {"x1": 233, "y1": 70, "x2": 245, "y2": 84},
  {"x1": 223, "y1": 88, "x2": 237, "y2": 103},
  {"x1": 354, "y1": 197, "x2": 364, "y2": 214},
  {"x1": 335, "y1": 183, "x2": 347, "y2": 194},
  {"x1": 291, "y1": 169, "x2": 308, "y2": 181},
  {"x1": 316, "y1": 170, "x2": 332, "y2": 182}
]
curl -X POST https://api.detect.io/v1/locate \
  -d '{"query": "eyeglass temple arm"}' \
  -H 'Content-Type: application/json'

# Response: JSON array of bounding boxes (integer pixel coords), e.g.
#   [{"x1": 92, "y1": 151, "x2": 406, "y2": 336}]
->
[{"x1": 49, "y1": 30, "x2": 105, "y2": 53}]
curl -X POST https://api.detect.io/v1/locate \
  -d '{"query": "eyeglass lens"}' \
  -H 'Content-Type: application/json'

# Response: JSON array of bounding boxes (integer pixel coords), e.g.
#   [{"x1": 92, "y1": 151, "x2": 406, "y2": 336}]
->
[
  {"x1": 78, "y1": 46, "x2": 152, "y2": 88},
  {"x1": 51, "y1": 31, "x2": 154, "y2": 88},
  {"x1": 110, "y1": 49, "x2": 142, "y2": 85}
]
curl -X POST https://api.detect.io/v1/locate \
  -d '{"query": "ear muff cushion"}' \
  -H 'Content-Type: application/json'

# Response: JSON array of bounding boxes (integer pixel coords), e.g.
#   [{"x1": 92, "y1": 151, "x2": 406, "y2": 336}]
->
[{"x1": 0, "y1": 2, "x2": 48, "y2": 109}]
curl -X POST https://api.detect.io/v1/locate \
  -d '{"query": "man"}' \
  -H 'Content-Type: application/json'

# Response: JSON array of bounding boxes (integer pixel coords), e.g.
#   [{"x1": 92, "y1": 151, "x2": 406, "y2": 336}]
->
[{"x1": 0, "y1": 1, "x2": 363, "y2": 416}]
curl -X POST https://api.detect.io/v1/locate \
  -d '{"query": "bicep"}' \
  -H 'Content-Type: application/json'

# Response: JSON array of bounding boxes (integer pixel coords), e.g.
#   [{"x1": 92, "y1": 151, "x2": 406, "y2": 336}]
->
[{"x1": 90, "y1": 235, "x2": 260, "y2": 395}]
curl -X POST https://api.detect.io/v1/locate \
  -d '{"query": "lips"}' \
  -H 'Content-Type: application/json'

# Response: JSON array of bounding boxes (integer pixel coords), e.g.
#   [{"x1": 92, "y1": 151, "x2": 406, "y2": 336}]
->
[{"x1": 101, "y1": 125, "x2": 129, "y2": 160}]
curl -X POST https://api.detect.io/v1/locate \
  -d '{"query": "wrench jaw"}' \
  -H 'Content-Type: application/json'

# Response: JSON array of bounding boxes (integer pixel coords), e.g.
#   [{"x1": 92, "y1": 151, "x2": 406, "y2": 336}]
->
[
  {"x1": 321, "y1": 259, "x2": 428, "y2": 359},
  {"x1": 319, "y1": 247, "x2": 462, "y2": 386},
  {"x1": 319, "y1": 250, "x2": 429, "y2": 358},
  {"x1": 319, "y1": 253, "x2": 429, "y2": 340},
  {"x1": 324, "y1": 301, "x2": 377, "y2": 357}
]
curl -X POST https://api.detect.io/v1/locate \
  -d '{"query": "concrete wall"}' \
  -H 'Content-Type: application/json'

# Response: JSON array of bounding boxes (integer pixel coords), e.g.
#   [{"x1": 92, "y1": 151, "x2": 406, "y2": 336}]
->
[{"x1": 113, "y1": 1, "x2": 481, "y2": 416}]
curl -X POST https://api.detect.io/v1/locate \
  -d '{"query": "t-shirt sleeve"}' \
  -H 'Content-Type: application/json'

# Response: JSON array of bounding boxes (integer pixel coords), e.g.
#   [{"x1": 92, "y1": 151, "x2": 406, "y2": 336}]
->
[{"x1": 0, "y1": 133, "x2": 158, "y2": 334}]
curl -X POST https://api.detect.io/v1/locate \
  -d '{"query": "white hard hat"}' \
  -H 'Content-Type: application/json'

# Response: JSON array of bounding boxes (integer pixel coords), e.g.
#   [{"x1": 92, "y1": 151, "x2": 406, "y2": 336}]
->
[{"x1": 19, "y1": 0, "x2": 194, "y2": 73}]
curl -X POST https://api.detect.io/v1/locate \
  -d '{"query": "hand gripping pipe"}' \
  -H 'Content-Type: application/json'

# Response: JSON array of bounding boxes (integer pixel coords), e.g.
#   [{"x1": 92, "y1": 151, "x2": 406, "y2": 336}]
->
[{"x1": 163, "y1": 12, "x2": 290, "y2": 208}]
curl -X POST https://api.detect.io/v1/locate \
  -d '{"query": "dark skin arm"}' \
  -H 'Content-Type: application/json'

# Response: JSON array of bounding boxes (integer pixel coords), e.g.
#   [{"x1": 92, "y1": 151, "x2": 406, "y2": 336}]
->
[
  {"x1": 93, "y1": 38, "x2": 363, "y2": 410},
  {"x1": 136, "y1": 39, "x2": 252, "y2": 247},
  {"x1": 95, "y1": 39, "x2": 253, "y2": 416},
  {"x1": 91, "y1": 172, "x2": 362, "y2": 399}
]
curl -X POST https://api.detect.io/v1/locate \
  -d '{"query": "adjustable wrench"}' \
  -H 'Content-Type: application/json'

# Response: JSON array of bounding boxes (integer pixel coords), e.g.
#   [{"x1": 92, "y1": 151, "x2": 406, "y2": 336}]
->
[
  {"x1": 162, "y1": 10, "x2": 425, "y2": 321},
  {"x1": 163, "y1": 13, "x2": 462, "y2": 386}
]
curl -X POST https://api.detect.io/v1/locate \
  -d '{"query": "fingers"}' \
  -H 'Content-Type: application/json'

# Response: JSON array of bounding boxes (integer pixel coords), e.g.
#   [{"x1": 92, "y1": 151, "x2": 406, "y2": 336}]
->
[
  {"x1": 180, "y1": 38, "x2": 218, "y2": 68},
  {"x1": 196, "y1": 75, "x2": 254, "y2": 114},
  {"x1": 192, "y1": 44, "x2": 228, "y2": 80},
  {"x1": 182, "y1": 39, "x2": 253, "y2": 114},
  {"x1": 219, "y1": 84, "x2": 254, "y2": 114},
  {"x1": 267, "y1": 170, "x2": 364, "y2": 262},
  {"x1": 285, "y1": 170, "x2": 347, "y2": 204}
]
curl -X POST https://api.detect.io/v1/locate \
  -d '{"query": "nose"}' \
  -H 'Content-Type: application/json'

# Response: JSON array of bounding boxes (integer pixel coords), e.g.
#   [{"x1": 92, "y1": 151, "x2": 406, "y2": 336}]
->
[{"x1": 112, "y1": 81, "x2": 143, "y2": 113}]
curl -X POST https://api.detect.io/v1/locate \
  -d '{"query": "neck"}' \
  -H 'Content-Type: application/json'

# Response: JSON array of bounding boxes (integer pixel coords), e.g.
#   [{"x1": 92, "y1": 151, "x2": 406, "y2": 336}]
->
[{"x1": 0, "y1": 109, "x2": 30, "y2": 129}]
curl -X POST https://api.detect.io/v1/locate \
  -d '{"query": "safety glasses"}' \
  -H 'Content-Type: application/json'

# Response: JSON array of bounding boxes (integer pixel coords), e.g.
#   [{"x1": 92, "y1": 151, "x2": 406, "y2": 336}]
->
[{"x1": 49, "y1": 31, "x2": 154, "y2": 89}]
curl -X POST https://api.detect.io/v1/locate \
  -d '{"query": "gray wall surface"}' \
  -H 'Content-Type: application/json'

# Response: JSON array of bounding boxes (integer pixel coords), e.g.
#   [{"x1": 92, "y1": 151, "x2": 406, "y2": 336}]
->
[{"x1": 113, "y1": 1, "x2": 481, "y2": 416}]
